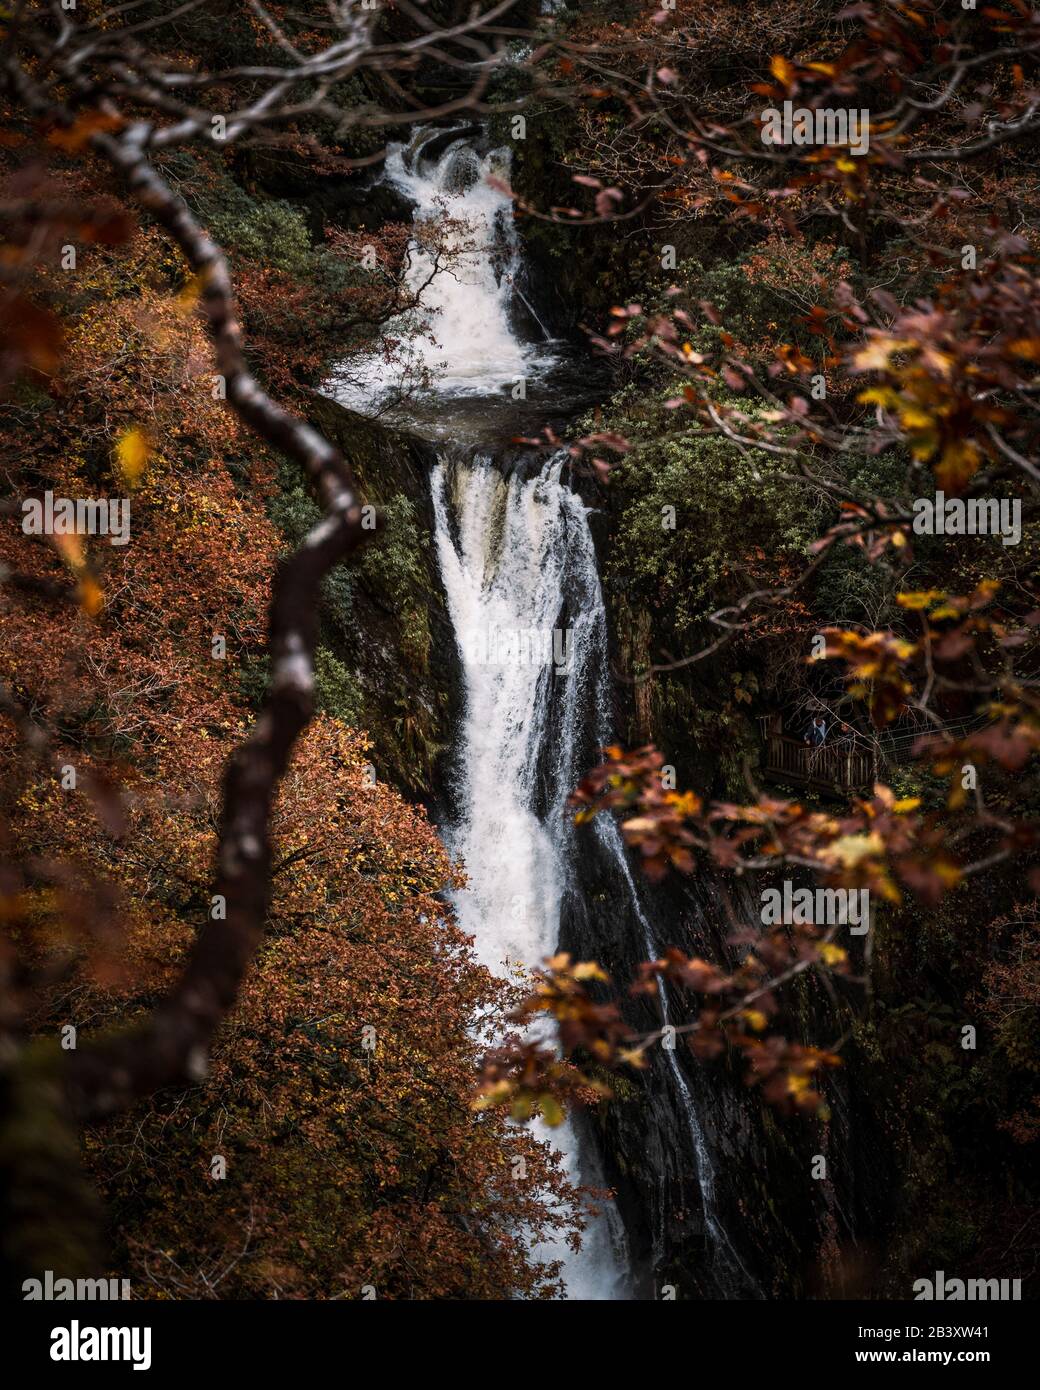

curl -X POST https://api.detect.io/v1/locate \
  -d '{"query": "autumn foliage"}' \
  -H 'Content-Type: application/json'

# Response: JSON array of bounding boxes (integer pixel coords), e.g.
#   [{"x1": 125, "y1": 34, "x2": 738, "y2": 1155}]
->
[{"x1": 0, "y1": 74, "x2": 589, "y2": 1296}]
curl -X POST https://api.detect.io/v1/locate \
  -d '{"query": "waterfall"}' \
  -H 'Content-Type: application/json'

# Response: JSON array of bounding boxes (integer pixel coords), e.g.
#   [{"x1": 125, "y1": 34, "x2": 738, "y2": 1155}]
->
[
  {"x1": 333, "y1": 128, "x2": 554, "y2": 417},
  {"x1": 331, "y1": 121, "x2": 753, "y2": 1298},
  {"x1": 431, "y1": 451, "x2": 628, "y2": 1300},
  {"x1": 431, "y1": 451, "x2": 755, "y2": 1299}
]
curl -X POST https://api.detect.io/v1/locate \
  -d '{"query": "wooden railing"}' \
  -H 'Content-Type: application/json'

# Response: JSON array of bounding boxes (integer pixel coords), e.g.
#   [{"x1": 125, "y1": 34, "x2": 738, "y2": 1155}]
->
[
  {"x1": 759, "y1": 723, "x2": 877, "y2": 794},
  {"x1": 758, "y1": 714, "x2": 987, "y2": 796}
]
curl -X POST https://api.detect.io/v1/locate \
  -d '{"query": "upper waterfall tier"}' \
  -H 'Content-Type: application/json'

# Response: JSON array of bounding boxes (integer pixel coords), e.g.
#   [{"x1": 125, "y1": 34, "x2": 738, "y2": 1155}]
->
[{"x1": 328, "y1": 126, "x2": 599, "y2": 442}]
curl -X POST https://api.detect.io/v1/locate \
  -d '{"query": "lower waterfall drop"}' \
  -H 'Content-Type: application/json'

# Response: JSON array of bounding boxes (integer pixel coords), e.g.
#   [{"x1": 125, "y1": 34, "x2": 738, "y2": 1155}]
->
[
  {"x1": 431, "y1": 450, "x2": 628, "y2": 1300},
  {"x1": 431, "y1": 447, "x2": 757, "y2": 1299}
]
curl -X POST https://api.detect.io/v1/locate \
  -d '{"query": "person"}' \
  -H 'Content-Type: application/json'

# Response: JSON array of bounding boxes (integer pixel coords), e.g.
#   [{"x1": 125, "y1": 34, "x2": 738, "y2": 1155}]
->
[{"x1": 808, "y1": 715, "x2": 828, "y2": 747}]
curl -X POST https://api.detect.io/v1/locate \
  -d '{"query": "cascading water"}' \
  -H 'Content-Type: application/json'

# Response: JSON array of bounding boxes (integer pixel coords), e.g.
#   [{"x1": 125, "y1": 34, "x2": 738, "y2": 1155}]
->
[
  {"x1": 431, "y1": 451, "x2": 628, "y2": 1300},
  {"x1": 594, "y1": 816, "x2": 758, "y2": 1294},
  {"x1": 333, "y1": 129, "x2": 555, "y2": 422},
  {"x1": 431, "y1": 450, "x2": 754, "y2": 1299},
  {"x1": 331, "y1": 122, "x2": 753, "y2": 1298}
]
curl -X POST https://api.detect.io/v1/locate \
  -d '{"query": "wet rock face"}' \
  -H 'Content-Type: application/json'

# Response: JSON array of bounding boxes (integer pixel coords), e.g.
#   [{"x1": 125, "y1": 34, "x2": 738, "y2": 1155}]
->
[
  {"x1": 559, "y1": 845, "x2": 802, "y2": 1298},
  {"x1": 325, "y1": 181, "x2": 419, "y2": 234},
  {"x1": 440, "y1": 145, "x2": 483, "y2": 196},
  {"x1": 403, "y1": 124, "x2": 483, "y2": 170},
  {"x1": 232, "y1": 143, "x2": 419, "y2": 237},
  {"x1": 305, "y1": 393, "x2": 461, "y2": 806},
  {"x1": 556, "y1": 834, "x2": 722, "y2": 1296},
  {"x1": 561, "y1": 782, "x2": 896, "y2": 1300}
]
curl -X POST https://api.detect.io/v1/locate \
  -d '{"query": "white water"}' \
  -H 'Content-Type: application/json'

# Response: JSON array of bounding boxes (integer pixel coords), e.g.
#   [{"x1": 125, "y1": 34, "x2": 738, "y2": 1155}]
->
[
  {"x1": 333, "y1": 130, "x2": 554, "y2": 413},
  {"x1": 431, "y1": 452, "x2": 627, "y2": 1300}
]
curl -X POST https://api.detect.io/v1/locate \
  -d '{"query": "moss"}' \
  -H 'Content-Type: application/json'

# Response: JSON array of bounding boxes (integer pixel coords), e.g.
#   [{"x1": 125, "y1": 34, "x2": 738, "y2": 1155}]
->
[
  {"x1": 209, "y1": 200, "x2": 314, "y2": 277},
  {"x1": 314, "y1": 647, "x2": 364, "y2": 725},
  {"x1": 354, "y1": 494, "x2": 432, "y2": 673}
]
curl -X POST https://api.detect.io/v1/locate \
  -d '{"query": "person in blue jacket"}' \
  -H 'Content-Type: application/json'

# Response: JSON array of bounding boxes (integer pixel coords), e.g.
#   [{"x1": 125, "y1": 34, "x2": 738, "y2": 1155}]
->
[{"x1": 807, "y1": 715, "x2": 828, "y2": 747}]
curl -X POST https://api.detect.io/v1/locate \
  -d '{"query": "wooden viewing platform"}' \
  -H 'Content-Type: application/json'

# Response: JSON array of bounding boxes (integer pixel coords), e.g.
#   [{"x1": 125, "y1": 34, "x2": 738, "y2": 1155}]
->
[{"x1": 758, "y1": 715, "x2": 984, "y2": 796}]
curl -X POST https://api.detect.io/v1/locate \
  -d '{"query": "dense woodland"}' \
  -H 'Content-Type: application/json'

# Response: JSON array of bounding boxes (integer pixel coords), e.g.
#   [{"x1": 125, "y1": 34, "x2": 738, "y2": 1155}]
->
[{"x1": 1, "y1": 1, "x2": 1038, "y2": 1302}]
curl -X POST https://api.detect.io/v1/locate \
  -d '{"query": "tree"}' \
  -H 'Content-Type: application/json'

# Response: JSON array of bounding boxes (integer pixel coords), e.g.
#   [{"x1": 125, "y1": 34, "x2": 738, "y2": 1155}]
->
[
  {"x1": 0, "y1": 0, "x2": 574, "y2": 1288},
  {"x1": 475, "y1": 0, "x2": 1040, "y2": 1135}
]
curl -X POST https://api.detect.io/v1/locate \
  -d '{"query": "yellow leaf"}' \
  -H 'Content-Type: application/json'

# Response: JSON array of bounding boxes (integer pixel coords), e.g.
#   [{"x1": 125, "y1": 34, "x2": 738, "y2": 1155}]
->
[
  {"x1": 898, "y1": 407, "x2": 934, "y2": 432},
  {"x1": 934, "y1": 438, "x2": 981, "y2": 493},
  {"x1": 823, "y1": 831, "x2": 885, "y2": 868},
  {"x1": 858, "y1": 386, "x2": 900, "y2": 409},
  {"x1": 935, "y1": 859, "x2": 962, "y2": 889},
  {"x1": 897, "y1": 590, "x2": 944, "y2": 610},
  {"x1": 818, "y1": 943, "x2": 847, "y2": 967},
  {"x1": 853, "y1": 339, "x2": 915, "y2": 372},
  {"x1": 667, "y1": 790, "x2": 703, "y2": 816},
  {"x1": 573, "y1": 960, "x2": 610, "y2": 983},
  {"x1": 538, "y1": 1094, "x2": 564, "y2": 1127},
  {"x1": 78, "y1": 575, "x2": 105, "y2": 618},
  {"x1": 115, "y1": 427, "x2": 151, "y2": 487}
]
